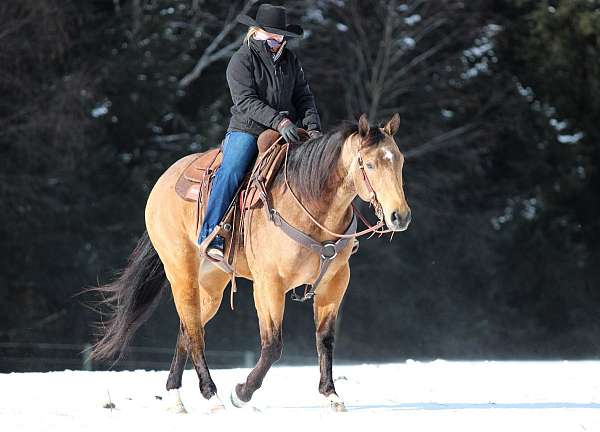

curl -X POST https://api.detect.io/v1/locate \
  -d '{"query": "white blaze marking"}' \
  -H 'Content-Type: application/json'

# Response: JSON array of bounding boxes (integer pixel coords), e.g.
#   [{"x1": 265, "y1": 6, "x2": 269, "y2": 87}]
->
[{"x1": 382, "y1": 148, "x2": 394, "y2": 162}]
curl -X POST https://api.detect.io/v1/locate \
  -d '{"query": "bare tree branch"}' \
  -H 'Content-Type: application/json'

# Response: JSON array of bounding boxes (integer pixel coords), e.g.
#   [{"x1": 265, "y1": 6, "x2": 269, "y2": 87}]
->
[
  {"x1": 179, "y1": 0, "x2": 258, "y2": 88},
  {"x1": 0, "y1": 7, "x2": 36, "y2": 42},
  {"x1": 404, "y1": 123, "x2": 480, "y2": 159},
  {"x1": 132, "y1": 0, "x2": 141, "y2": 35}
]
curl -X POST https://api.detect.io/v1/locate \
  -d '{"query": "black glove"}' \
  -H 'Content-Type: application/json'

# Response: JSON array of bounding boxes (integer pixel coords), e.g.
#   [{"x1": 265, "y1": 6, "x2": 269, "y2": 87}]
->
[{"x1": 277, "y1": 118, "x2": 300, "y2": 143}]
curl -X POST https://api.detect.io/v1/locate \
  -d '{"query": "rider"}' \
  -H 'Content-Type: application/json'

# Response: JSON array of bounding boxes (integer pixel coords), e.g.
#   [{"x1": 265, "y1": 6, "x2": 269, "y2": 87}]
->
[{"x1": 198, "y1": 3, "x2": 322, "y2": 260}]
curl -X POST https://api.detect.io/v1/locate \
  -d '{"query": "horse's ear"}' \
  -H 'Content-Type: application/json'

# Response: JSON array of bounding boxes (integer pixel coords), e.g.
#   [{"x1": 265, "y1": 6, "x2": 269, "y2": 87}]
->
[
  {"x1": 384, "y1": 113, "x2": 401, "y2": 136},
  {"x1": 358, "y1": 113, "x2": 370, "y2": 137}
]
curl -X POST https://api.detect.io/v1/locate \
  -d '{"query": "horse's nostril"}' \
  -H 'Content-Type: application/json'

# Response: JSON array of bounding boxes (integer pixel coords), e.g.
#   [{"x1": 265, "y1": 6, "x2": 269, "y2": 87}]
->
[{"x1": 391, "y1": 211, "x2": 400, "y2": 224}]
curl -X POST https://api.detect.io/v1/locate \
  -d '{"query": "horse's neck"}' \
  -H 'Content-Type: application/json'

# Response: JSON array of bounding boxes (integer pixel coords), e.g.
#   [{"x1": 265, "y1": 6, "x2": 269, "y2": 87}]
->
[
  {"x1": 273, "y1": 135, "x2": 358, "y2": 239},
  {"x1": 324, "y1": 134, "x2": 360, "y2": 225}
]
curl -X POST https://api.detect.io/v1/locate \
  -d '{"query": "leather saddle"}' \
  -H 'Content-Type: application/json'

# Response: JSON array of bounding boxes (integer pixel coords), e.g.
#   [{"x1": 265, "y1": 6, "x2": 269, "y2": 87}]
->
[{"x1": 174, "y1": 129, "x2": 309, "y2": 252}]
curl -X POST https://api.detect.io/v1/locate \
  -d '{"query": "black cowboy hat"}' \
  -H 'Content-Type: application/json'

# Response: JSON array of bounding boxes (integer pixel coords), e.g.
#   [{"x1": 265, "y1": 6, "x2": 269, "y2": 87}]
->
[{"x1": 237, "y1": 4, "x2": 303, "y2": 38}]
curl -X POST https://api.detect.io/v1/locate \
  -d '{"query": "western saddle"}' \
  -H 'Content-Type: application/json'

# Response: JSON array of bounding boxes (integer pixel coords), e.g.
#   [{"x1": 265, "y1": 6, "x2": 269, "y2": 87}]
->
[
  {"x1": 175, "y1": 128, "x2": 360, "y2": 309},
  {"x1": 174, "y1": 129, "x2": 309, "y2": 273}
]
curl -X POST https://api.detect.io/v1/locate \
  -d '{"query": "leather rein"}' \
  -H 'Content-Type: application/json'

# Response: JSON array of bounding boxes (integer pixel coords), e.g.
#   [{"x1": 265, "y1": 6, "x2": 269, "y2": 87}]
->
[
  {"x1": 253, "y1": 134, "x2": 394, "y2": 302},
  {"x1": 282, "y1": 134, "x2": 394, "y2": 240}
]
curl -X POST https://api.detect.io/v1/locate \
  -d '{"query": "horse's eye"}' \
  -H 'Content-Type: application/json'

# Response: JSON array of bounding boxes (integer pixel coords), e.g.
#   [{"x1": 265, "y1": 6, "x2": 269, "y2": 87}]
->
[{"x1": 365, "y1": 162, "x2": 374, "y2": 170}]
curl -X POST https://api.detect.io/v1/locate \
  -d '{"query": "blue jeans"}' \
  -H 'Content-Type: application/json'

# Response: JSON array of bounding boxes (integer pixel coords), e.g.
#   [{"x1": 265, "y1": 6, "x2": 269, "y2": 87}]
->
[{"x1": 198, "y1": 131, "x2": 258, "y2": 244}]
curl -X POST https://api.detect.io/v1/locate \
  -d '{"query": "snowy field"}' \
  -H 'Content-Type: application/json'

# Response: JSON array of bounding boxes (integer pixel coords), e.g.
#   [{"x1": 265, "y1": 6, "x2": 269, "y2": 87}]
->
[{"x1": 1, "y1": 361, "x2": 599, "y2": 431}]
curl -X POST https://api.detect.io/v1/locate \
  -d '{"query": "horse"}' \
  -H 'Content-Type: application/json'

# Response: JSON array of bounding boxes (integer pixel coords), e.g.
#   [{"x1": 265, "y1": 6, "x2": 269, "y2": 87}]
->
[{"x1": 89, "y1": 113, "x2": 411, "y2": 413}]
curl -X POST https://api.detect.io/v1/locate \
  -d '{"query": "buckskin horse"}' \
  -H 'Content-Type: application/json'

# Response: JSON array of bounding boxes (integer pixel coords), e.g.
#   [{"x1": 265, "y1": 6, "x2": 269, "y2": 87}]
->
[{"x1": 89, "y1": 113, "x2": 411, "y2": 413}]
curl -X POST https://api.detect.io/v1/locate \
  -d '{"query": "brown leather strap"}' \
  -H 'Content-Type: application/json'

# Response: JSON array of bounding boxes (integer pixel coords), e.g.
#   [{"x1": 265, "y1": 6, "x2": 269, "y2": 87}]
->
[
  {"x1": 201, "y1": 131, "x2": 393, "y2": 307},
  {"x1": 357, "y1": 151, "x2": 385, "y2": 221},
  {"x1": 281, "y1": 137, "x2": 392, "y2": 238},
  {"x1": 269, "y1": 207, "x2": 358, "y2": 301}
]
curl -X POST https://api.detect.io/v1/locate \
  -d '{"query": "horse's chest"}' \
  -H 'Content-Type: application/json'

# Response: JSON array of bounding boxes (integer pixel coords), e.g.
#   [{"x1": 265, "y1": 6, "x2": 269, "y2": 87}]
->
[
  {"x1": 280, "y1": 248, "x2": 320, "y2": 281},
  {"x1": 245, "y1": 224, "x2": 344, "y2": 287}
]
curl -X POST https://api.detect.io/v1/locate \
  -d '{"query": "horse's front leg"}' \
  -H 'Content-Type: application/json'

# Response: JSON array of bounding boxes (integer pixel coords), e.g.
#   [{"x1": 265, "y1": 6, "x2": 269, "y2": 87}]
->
[
  {"x1": 314, "y1": 264, "x2": 350, "y2": 412},
  {"x1": 231, "y1": 277, "x2": 285, "y2": 408}
]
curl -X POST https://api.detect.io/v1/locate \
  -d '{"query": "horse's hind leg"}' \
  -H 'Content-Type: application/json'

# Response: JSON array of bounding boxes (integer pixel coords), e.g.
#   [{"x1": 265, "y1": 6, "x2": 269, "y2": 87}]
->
[
  {"x1": 231, "y1": 277, "x2": 285, "y2": 408},
  {"x1": 313, "y1": 264, "x2": 350, "y2": 412},
  {"x1": 165, "y1": 323, "x2": 188, "y2": 413},
  {"x1": 167, "y1": 322, "x2": 187, "y2": 390},
  {"x1": 164, "y1": 255, "x2": 229, "y2": 413}
]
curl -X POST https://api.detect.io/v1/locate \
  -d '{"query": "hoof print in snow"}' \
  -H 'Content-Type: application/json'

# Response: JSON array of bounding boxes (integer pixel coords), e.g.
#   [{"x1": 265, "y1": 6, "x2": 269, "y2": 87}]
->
[
  {"x1": 207, "y1": 405, "x2": 226, "y2": 415},
  {"x1": 204, "y1": 394, "x2": 226, "y2": 414}
]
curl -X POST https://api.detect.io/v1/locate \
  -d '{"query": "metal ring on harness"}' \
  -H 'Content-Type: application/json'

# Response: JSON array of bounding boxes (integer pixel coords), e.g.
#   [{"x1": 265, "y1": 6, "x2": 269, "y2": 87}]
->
[
  {"x1": 269, "y1": 208, "x2": 282, "y2": 226},
  {"x1": 321, "y1": 242, "x2": 337, "y2": 260}
]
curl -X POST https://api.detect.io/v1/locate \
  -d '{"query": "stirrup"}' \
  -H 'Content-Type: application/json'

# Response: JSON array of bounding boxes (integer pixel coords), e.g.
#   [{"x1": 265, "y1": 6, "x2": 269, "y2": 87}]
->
[
  {"x1": 198, "y1": 227, "x2": 225, "y2": 263},
  {"x1": 206, "y1": 246, "x2": 224, "y2": 261},
  {"x1": 290, "y1": 285, "x2": 315, "y2": 302}
]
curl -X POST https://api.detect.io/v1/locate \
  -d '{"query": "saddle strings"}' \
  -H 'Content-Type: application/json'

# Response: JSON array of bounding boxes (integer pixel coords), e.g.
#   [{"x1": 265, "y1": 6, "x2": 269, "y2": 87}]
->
[{"x1": 229, "y1": 142, "x2": 281, "y2": 309}]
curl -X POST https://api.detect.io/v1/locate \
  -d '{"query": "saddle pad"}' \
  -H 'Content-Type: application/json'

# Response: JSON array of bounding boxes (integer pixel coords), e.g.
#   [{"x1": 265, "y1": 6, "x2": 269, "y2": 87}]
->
[
  {"x1": 174, "y1": 129, "x2": 307, "y2": 241},
  {"x1": 175, "y1": 148, "x2": 222, "y2": 202},
  {"x1": 174, "y1": 128, "x2": 298, "y2": 203}
]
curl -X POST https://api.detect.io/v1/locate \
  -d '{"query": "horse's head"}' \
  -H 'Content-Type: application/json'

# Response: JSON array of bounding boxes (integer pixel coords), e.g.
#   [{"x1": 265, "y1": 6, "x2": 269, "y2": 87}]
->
[{"x1": 351, "y1": 113, "x2": 411, "y2": 232}]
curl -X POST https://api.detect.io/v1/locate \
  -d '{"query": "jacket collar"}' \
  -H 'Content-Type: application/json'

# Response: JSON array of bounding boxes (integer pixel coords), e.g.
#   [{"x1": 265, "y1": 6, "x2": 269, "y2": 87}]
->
[{"x1": 249, "y1": 37, "x2": 286, "y2": 64}]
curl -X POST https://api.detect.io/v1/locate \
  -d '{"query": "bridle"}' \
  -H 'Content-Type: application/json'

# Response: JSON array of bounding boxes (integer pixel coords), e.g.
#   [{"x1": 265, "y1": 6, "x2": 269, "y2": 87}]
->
[
  {"x1": 282, "y1": 134, "x2": 394, "y2": 240},
  {"x1": 232, "y1": 133, "x2": 397, "y2": 305},
  {"x1": 355, "y1": 151, "x2": 387, "y2": 232}
]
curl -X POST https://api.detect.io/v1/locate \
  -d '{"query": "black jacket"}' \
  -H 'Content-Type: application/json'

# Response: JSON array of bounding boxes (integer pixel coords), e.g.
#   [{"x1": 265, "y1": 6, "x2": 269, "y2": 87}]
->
[{"x1": 226, "y1": 38, "x2": 321, "y2": 136}]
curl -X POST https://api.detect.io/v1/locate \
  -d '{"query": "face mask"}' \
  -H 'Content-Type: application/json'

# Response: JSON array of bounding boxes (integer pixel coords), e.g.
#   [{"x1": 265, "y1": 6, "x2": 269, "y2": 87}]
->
[{"x1": 266, "y1": 38, "x2": 283, "y2": 49}]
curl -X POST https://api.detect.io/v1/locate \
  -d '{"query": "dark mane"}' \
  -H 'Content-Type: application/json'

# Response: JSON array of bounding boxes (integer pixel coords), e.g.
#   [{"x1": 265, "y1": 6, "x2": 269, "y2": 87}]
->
[{"x1": 273, "y1": 121, "x2": 386, "y2": 202}]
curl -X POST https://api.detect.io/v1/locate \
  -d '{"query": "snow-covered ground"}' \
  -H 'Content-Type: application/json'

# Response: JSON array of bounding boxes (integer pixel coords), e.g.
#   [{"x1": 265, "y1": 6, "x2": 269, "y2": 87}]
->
[{"x1": 1, "y1": 361, "x2": 599, "y2": 431}]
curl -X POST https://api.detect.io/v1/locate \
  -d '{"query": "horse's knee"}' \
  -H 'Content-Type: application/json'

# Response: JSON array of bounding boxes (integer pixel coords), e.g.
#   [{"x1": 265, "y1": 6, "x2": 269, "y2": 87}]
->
[
  {"x1": 263, "y1": 337, "x2": 283, "y2": 363},
  {"x1": 317, "y1": 331, "x2": 334, "y2": 353}
]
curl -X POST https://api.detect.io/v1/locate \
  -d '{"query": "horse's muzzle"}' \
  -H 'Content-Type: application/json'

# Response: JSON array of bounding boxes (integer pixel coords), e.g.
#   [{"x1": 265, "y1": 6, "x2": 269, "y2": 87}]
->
[{"x1": 389, "y1": 208, "x2": 411, "y2": 231}]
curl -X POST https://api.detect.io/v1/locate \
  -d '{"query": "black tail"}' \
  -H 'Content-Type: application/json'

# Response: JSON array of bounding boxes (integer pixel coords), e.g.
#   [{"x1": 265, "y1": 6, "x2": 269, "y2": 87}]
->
[{"x1": 88, "y1": 230, "x2": 168, "y2": 362}]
